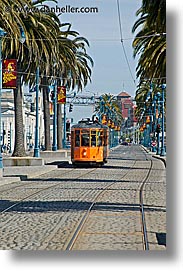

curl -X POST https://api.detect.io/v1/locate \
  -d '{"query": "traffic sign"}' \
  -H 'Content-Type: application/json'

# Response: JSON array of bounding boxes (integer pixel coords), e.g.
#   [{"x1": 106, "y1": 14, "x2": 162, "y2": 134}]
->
[{"x1": 151, "y1": 141, "x2": 156, "y2": 147}]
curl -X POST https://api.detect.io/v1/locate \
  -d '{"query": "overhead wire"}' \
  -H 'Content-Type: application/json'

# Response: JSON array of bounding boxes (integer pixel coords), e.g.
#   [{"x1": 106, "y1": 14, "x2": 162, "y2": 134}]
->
[
  {"x1": 1, "y1": 32, "x2": 166, "y2": 42},
  {"x1": 116, "y1": 0, "x2": 136, "y2": 88},
  {"x1": 1, "y1": 68, "x2": 166, "y2": 82},
  {"x1": 1, "y1": 11, "x2": 166, "y2": 86},
  {"x1": 1, "y1": 38, "x2": 166, "y2": 84}
]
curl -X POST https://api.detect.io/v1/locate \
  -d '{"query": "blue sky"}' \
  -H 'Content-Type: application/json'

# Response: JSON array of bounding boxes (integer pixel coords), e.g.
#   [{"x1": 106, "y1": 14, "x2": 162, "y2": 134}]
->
[
  {"x1": 54, "y1": 0, "x2": 141, "y2": 97},
  {"x1": 45, "y1": 0, "x2": 142, "y2": 122}
]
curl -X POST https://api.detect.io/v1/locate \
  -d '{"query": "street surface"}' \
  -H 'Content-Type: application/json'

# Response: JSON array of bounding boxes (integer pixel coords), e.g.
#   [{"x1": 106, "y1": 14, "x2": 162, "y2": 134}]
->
[{"x1": 0, "y1": 145, "x2": 166, "y2": 250}]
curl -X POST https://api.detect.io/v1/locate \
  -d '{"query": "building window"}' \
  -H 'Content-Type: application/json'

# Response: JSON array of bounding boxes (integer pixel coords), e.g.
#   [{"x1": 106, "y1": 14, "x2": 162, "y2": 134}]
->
[{"x1": 124, "y1": 103, "x2": 131, "y2": 109}]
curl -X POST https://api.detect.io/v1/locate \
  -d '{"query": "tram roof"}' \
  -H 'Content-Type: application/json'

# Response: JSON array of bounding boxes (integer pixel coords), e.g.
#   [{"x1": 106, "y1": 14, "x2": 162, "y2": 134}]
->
[{"x1": 71, "y1": 118, "x2": 108, "y2": 129}]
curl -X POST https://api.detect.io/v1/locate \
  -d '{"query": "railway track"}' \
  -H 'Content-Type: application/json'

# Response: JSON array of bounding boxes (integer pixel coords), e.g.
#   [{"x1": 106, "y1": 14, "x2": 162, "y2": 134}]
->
[
  {"x1": 0, "y1": 161, "x2": 72, "y2": 193},
  {"x1": 0, "y1": 146, "x2": 165, "y2": 250},
  {"x1": 0, "y1": 167, "x2": 98, "y2": 214},
  {"x1": 64, "y1": 157, "x2": 153, "y2": 251}
]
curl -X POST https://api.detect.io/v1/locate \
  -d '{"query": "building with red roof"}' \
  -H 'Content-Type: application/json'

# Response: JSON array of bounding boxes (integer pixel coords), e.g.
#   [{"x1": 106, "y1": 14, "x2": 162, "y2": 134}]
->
[{"x1": 117, "y1": 91, "x2": 138, "y2": 124}]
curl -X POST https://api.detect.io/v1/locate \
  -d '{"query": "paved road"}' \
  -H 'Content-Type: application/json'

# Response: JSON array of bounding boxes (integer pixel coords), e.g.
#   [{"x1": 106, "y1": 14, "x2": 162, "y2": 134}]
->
[{"x1": 0, "y1": 145, "x2": 166, "y2": 250}]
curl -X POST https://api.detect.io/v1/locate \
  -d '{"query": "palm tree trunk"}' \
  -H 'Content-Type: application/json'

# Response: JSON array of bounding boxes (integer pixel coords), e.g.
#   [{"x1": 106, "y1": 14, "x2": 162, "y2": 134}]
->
[
  {"x1": 42, "y1": 75, "x2": 51, "y2": 150},
  {"x1": 12, "y1": 65, "x2": 26, "y2": 157},
  {"x1": 57, "y1": 103, "x2": 63, "y2": 149}
]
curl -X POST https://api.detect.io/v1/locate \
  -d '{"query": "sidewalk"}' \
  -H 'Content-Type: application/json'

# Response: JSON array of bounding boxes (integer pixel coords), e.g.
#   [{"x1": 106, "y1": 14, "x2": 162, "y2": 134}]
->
[
  {"x1": 0, "y1": 146, "x2": 166, "y2": 187},
  {"x1": 140, "y1": 145, "x2": 166, "y2": 167},
  {"x1": 0, "y1": 150, "x2": 71, "y2": 186}
]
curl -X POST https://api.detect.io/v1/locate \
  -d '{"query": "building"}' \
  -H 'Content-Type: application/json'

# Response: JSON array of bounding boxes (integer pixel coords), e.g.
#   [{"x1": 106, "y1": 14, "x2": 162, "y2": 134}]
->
[
  {"x1": 117, "y1": 91, "x2": 138, "y2": 142},
  {"x1": 1, "y1": 88, "x2": 44, "y2": 153}
]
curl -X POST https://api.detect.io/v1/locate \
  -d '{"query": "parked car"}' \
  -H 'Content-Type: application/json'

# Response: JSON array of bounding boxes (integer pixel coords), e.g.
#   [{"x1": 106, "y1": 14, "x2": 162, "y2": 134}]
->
[{"x1": 121, "y1": 141, "x2": 128, "y2": 146}]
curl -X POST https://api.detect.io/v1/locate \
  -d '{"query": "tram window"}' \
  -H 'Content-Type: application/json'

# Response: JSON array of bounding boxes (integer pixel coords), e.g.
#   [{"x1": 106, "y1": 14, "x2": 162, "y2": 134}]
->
[
  {"x1": 74, "y1": 130, "x2": 80, "y2": 147},
  {"x1": 75, "y1": 134, "x2": 80, "y2": 147},
  {"x1": 90, "y1": 130, "x2": 96, "y2": 147},
  {"x1": 81, "y1": 132, "x2": 90, "y2": 147},
  {"x1": 100, "y1": 131, "x2": 104, "y2": 145},
  {"x1": 104, "y1": 130, "x2": 108, "y2": 146},
  {"x1": 91, "y1": 135, "x2": 96, "y2": 147},
  {"x1": 96, "y1": 131, "x2": 102, "y2": 146},
  {"x1": 104, "y1": 133, "x2": 106, "y2": 146}
]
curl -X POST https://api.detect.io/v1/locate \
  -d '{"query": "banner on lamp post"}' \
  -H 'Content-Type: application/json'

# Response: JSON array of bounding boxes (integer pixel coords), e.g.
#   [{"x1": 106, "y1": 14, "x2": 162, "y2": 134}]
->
[
  {"x1": 57, "y1": 86, "x2": 66, "y2": 104},
  {"x1": 2, "y1": 59, "x2": 17, "y2": 89},
  {"x1": 49, "y1": 102, "x2": 54, "y2": 116}
]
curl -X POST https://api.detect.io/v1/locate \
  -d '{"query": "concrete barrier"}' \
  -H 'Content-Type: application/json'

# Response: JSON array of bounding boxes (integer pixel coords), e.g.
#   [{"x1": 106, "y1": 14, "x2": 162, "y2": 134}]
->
[
  {"x1": 3, "y1": 157, "x2": 44, "y2": 167},
  {"x1": 40, "y1": 150, "x2": 70, "y2": 158}
]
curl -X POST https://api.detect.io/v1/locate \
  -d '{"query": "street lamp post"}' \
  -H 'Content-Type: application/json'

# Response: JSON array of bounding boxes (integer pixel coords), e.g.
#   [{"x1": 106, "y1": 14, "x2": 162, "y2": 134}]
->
[
  {"x1": 9, "y1": 122, "x2": 12, "y2": 154},
  {"x1": 156, "y1": 93, "x2": 161, "y2": 155},
  {"x1": 63, "y1": 102, "x2": 66, "y2": 149},
  {"x1": 149, "y1": 84, "x2": 153, "y2": 150},
  {"x1": 2, "y1": 121, "x2": 5, "y2": 147},
  {"x1": 0, "y1": 28, "x2": 7, "y2": 176},
  {"x1": 152, "y1": 92, "x2": 157, "y2": 152},
  {"x1": 145, "y1": 84, "x2": 152, "y2": 149},
  {"x1": 33, "y1": 66, "x2": 40, "y2": 157},
  {"x1": 99, "y1": 96, "x2": 104, "y2": 123},
  {"x1": 142, "y1": 104, "x2": 148, "y2": 147},
  {"x1": 52, "y1": 81, "x2": 57, "y2": 151},
  {"x1": 160, "y1": 84, "x2": 166, "y2": 156}
]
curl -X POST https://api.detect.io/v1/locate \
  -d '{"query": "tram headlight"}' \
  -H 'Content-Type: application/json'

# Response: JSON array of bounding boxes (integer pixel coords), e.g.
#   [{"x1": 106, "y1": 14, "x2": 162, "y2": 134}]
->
[{"x1": 82, "y1": 149, "x2": 87, "y2": 157}]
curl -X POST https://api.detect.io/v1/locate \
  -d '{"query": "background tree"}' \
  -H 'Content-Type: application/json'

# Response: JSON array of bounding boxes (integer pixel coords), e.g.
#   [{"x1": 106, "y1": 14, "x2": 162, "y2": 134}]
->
[
  {"x1": 132, "y1": 0, "x2": 166, "y2": 127},
  {"x1": 95, "y1": 94, "x2": 122, "y2": 126},
  {"x1": 1, "y1": 0, "x2": 94, "y2": 154},
  {"x1": 41, "y1": 26, "x2": 94, "y2": 150},
  {"x1": 134, "y1": 81, "x2": 162, "y2": 124},
  {"x1": 1, "y1": 0, "x2": 61, "y2": 155},
  {"x1": 132, "y1": 0, "x2": 166, "y2": 84}
]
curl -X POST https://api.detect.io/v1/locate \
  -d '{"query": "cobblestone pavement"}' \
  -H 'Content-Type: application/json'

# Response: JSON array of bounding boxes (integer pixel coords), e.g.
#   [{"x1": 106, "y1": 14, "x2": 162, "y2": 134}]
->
[{"x1": 0, "y1": 145, "x2": 166, "y2": 250}]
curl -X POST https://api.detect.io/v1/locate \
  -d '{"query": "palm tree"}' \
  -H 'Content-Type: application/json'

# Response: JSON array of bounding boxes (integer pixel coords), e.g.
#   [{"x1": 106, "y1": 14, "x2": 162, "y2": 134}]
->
[
  {"x1": 134, "y1": 81, "x2": 162, "y2": 126},
  {"x1": 1, "y1": 0, "x2": 94, "y2": 154},
  {"x1": 95, "y1": 94, "x2": 122, "y2": 126},
  {"x1": 1, "y1": 0, "x2": 61, "y2": 156},
  {"x1": 57, "y1": 34, "x2": 94, "y2": 149},
  {"x1": 60, "y1": 35, "x2": 94, "y2": 91},
  {"x1": 0, "y1": 0, "x2": 36, "y2": 157},
  {"x1": 40, "y1": 24, "x2": 94, "y2": 150},
  {"x1": 132, "y1": 0, "x2": 166, "y2": 83}
]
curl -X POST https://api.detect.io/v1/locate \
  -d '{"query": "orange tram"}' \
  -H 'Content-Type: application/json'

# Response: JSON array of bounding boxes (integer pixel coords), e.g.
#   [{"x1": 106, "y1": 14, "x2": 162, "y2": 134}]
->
[{"x1": 71, "y1": 118, "x2": 109, "y2": 166}]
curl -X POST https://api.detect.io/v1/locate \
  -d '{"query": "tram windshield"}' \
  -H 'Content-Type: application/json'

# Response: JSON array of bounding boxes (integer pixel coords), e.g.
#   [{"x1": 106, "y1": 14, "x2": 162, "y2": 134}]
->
[
  {"x1": 81, "y1": 130, "x2": 90, "y2": 147},
  {"x1": 74, "y1": 129, "x2": 105, "y2": 147}
]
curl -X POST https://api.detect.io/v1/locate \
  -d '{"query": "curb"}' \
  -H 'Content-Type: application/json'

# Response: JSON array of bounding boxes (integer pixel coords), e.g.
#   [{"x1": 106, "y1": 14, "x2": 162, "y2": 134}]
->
[
  {"x1": 152, "y1": 155, "x2": 166, "y2": 167},
  {"x1": 140, "y1": 145, "x2": 166, "y2": 167},
  {"x1": 18, "y1": 165, "x2": 58, "y2": 180},
  {"x1": 0, "y1": 176, "x2": 21, "y2": 186},
  {"x1": 3, "y1": 165, "x2": 58, "y2": 181}
]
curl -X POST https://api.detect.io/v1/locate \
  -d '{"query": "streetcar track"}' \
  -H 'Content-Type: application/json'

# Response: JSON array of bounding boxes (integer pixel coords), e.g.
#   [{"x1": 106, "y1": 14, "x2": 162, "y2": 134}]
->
[
  {"x1": 64, "y1": 159, "x2": 138, "y2": 250},
  {"x1": 65, "y1": 155, "x2": 153, "y2": 251},
  {"x1": 0, "y1": 165, "x2": 75, "y2": 194},
  {"x1": 0, "y1": 168, "x2": 98, "y2": 213},
  {"x1": 0, "y1": 147, "x2": 161, "y2": 250},
  {"x1": 139, "y1": 159, "x2": 153, "y2": 250}
]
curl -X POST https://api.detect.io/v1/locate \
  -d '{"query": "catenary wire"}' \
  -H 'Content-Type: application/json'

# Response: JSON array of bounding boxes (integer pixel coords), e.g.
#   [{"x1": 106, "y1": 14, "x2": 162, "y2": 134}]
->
[
  {"x1": 2, "y1": 33, "x2": 166, "y2": 42},
  {"x1": 116, "y1": 0, "x2": 136, "y2": 88}
]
